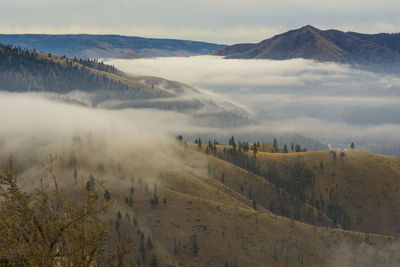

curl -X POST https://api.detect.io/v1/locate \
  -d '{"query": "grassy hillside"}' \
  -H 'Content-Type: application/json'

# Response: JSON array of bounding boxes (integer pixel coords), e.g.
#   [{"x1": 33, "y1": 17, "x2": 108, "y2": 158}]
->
[
  {"x1": 255, "y1": 150, "x2": 400, "y2": 236},
  {"x1": 15, "y1": 136, "x2": 400, "y2": 266},
  {"x1": 196, "y1": 141, "x2": 400, "y2": 237}
]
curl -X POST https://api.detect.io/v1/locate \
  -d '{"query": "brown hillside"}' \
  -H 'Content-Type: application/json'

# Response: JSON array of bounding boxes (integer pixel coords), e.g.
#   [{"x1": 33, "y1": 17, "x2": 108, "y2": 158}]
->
[
  {"x1": 202, "y1": 142, "x2": 400, "y2": 237},
  {"x1": 17, "y1": 137, "x2": 400, "y2": 266},
  {"x1": 255, "y1": 150, "x2": 400, "y2": 236}
]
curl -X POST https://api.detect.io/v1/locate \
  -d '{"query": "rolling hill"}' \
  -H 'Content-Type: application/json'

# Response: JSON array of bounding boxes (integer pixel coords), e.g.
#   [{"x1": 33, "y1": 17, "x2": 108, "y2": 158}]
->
[
  {"x1": 198, "y1": 142, "x2": 400, "y2": 237},
  {"x1": 0, "y1": 34, "x2": 226, "y2": 58},
  {"x1": 0, "y1": 44, "x2": 171, "y2": 98},
  {"x1": 213, "y1": 25, "x2": 400, "y2": 71},
  {"x1": 0, "y1": 43, "x2": 218, "y2": 111},
  {"x1": 15, "y1": 135, "x2": 400, "y2": 266}
]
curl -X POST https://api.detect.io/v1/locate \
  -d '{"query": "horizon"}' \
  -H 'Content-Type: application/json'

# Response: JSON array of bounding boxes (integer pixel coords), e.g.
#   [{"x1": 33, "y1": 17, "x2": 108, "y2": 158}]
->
[
  {"x1": 2, "y1": 0, "x2": 400, "y2": 44},
  {"x1": 1, "y1": 24, "x2": 399, "y2": 45}
]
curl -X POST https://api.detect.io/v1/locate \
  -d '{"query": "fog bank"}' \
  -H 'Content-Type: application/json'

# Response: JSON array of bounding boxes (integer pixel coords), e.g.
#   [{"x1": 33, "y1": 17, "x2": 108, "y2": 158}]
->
[{"x1": 107, "y1": 56, "x2": 400, "y2": 155}]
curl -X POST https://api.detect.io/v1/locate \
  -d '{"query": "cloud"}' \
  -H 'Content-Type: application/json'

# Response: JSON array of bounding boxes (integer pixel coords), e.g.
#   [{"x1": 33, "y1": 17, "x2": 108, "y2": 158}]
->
[
  {"x1": 0, "y1": 92, "x2": 208, "y2": 169},
  {"x1": 106, "y1": 56, "x2": 400, "y2": 154},
  {"x1": 331, "y1": 242, "x2": 400, "y2": 267},
  {"x1": 106, "y1": 56, "x2": 377, "y2": 89},
  {"x1": 1, "y1": 56, "x2": 399, "y2": 156}
]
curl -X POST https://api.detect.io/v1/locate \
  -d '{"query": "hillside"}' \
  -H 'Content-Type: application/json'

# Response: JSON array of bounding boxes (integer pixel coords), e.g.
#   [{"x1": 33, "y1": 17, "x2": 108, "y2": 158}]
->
[
  {"x1": 213, "y1": 25, "x2": 400, "y2": 71},
  {"x1": 197, "y1": 141, "x2": 400, "y2": 237},
  {"x1": 255, "y1": 150, "x2": 400, "y2": 236},
  {"x1": 0, "y1": 43, "x2": 224, "y2": 113},
  {"x1": 15, "y1": 136, "x2": 400, "y2": 266},
  {"x1": 0, "y1": 44, "x2": 171, "y2": 98},
  {"x1": 0, "y1": 34, "x2": 225, "y2": 58}
]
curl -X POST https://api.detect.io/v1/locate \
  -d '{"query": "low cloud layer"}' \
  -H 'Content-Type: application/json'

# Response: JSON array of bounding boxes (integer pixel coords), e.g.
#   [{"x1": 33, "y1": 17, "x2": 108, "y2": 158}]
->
[
  {"x1": 331, "y1": 242, "x2": 400, "y2": 267},
  {"x1": 107, "y1": 56, "x2": 400, "y2": 154},
  {"x1": 2, "y1": 56, "x2": 400, "y2": 157},
  {"x1": 0, "y1": 92, "x2": 205, "y2": 169}
]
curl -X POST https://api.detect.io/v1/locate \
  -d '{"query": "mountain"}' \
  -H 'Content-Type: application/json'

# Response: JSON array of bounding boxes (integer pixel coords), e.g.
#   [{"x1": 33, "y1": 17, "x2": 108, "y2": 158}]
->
[
  {"x1": 0, "y1": 34, "x2": 225, "y2": 58},
  {"x1": 214, "y1": 25, "x2": 400, "y2": 71}
]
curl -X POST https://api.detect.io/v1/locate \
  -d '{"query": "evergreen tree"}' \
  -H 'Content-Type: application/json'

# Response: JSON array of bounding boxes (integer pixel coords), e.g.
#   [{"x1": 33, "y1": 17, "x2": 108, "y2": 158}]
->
[
  {"x1": 191, "y1": 235, "x2": 199, "y2": 256},
  {"x1": 140, "y1": 235, "x2": 146, "y2": 262},
  {"x1": 295, "y1": 144, "x2": 301, "y2": 152},
  {"x1": 104, "y1": 189, "x2": 111, "y2": 201},
  {"x1": 147, "y1": 236, "x2": 154, "y2": 250},
  {"x1": 150, "y1": 254, "x2": 158, "y2": 267},
  {"x1": 350, "y1": 142, "x2": 355, "y2": 149},
  {"x1": 229, "y1": 136, "x2": 237, "y2": 151},
  {"x1": 73, "y1": 168, "x2": 78, "y2": 184},
  {"x1": 273, "y1": 138, "x2": 278, "y2": 152},
  {"x1": 283, "y1": 144, "x2": 288, "y2": 153},
  {"x1": 85, "y1": 175, "x2": 95, "y2": 191}
]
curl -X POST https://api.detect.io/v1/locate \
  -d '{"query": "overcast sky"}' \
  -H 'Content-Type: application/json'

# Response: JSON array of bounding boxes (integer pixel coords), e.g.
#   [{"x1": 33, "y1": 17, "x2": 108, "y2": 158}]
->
[{"x1": 1, "y1": 0, "x2": 400, "y2": 43}]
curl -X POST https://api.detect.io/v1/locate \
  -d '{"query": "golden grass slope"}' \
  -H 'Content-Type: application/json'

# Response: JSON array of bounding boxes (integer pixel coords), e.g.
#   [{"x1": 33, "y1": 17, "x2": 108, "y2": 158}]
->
[
  {"x1": 18, "y1": 137, "x2": 400, "y2": 266},
  {"x1": 253, "y1": 150, "x2": 400, "y2": 236},
  {"x1": 197, "y1": 142, "x2": 400, "y2": 236}
]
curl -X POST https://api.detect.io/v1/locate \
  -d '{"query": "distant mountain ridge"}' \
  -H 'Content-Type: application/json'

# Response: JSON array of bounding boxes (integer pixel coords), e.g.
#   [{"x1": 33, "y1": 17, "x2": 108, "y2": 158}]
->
[
  {"x1": 0, "y1": 34, "x2": 226, "y2": 58},
  {"x1": 214, "y1": 25, "x2": 400, "y2": 71}
]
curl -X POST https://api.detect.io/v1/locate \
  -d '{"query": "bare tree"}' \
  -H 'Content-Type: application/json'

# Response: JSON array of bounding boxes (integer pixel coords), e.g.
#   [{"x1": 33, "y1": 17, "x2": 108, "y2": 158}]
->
[{"x1": 0, "y1": 158, "x2": 135, "y2": 266}]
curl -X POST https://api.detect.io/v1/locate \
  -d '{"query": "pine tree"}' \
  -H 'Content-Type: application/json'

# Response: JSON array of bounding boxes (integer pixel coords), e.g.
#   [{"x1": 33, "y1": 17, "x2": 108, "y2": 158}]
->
[
  {"x1": 295, "y1": 144, "x2": 301, "y2": 152},
  {"x1": 85, "y1": 175, "x2": 96, "y2": 191},
  {"x1": 283, "y1": 144, "x2": 288, "y2": 153},
  {"x1": 147, "y1": 236, "x2": 154, "y2": 250},
  {"x1": 191, "y1": 235, "x2": 199, "y2": 256},
  {"x1": 350, "y1": 142, "x2": 355, "y2": 149},
  {"x1": 140, "y1": 235, "x2": 146, "y2": 262},
  {"x1": 104, "y1": 189, "x2": 111, "y2": 201},
  {"x1": 73, "y1": 168, "x2": 78, "y2": 184},
  {"x1": 150, "y1": 254, "x2": 158, "y2": 267},
  {"x1": 273, "y1": 138, "x2": 278, "y2": 152}
]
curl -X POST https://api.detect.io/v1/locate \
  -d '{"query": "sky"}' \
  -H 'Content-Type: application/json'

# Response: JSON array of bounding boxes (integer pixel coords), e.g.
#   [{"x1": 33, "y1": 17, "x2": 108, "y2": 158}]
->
[{"x1": 1, "y1": 0, "x2": 400, "y2": 44}]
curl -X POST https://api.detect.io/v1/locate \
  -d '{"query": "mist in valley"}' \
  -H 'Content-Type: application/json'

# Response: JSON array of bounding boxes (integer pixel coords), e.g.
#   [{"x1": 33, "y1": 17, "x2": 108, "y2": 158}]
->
[
  {"x1": 0, "y1": 92, "x2": 201, "y2": 169},
  {"x1": 3, "y1": 0, "x2": 400, "y2": 265},
  {"x1": 106, "y1": 56, "x2": 400, "y2": 155},
  {"x1": 1, "y1": 55, "x2": 400, "y2": 267}
]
